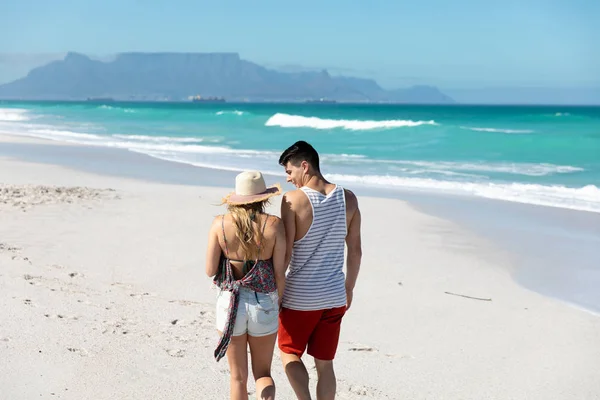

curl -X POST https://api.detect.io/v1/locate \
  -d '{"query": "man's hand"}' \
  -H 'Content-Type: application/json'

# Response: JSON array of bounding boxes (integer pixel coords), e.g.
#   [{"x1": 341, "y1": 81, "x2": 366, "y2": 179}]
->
[{"x1": 346, "y1": 289, "x2": 353, "y2": 311}]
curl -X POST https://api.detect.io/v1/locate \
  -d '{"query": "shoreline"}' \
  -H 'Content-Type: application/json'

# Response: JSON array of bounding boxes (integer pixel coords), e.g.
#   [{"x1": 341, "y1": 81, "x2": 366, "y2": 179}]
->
[{"x1": 2, "y1": 132, "x2": 599, "y2": 315}]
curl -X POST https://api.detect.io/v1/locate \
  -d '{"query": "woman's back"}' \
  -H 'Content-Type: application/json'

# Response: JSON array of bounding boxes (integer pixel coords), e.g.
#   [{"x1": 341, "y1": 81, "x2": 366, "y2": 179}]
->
[{"x1": 220, "y1": 213, "x2": 281, "y2": 281}]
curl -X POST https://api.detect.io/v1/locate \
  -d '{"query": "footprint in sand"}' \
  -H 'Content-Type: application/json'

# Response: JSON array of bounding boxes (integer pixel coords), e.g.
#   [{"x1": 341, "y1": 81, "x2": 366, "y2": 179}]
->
[
  {"x1": 11, "y1": 255, "x2": 31, "y2": 263},
  {"x1": 348, "y1": 385, "x2": 385, "y2": 397},
  {"x1": 101, "y1": 319, "x2": 133, "y2": 335},
  {"x1": 347, "y1": 342, "x2": 377, "y2": 353},
  {"x1": 169, "y1": 299, "x2": 202, "y2": 306},
  {"x1": 0, "y1": 243, "x2": 22, "y2": 253},
  {"x1": 129, "y1": 292, "x2": 156, "y2": 299},
  {"x1": 349, "y1": 385, "x2": 370, "y2": 396},
  {"x1": 67, "y1": 347, "x2": 89, "y2": 357},
  {"x1": 337, "y1": 380, "x2": 389, "y2": 399},
  {"x1": 23, "y1": 274, "x2": 42, "y2": 285},
  {"x1": 174, "y1": 335, "x2": 192, "y2": 344},
  {"x1": 110, "y1": 282, "x2": 133, "y2": 290},
  {"x1": 166, "y1": 348, "x2": 186, "y2": 358},
  {"x1": 44, "y1": 313, "x2": 79, "y2": 321},
  {"x1": 385, "y1": 353, "x2": 414, "y2": 360},
  {"x1": 2, "y1": 243, "x2": 32, "y2": 264},
  {"x1": 23, "y1": 272, "x2": 88, "y2": 295}
]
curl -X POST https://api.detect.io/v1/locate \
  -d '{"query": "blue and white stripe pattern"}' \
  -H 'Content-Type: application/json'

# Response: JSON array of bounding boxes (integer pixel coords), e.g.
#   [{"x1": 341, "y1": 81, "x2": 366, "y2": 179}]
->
[{"x1": 283, "y1": 185, "x2": 347, "y2": 311}]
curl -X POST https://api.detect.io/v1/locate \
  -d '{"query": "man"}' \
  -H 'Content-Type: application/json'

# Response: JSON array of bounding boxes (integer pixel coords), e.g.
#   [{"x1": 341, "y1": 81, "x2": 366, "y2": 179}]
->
[{"x1": 277, "y1": 140, "x2": 362, "y2": 400}]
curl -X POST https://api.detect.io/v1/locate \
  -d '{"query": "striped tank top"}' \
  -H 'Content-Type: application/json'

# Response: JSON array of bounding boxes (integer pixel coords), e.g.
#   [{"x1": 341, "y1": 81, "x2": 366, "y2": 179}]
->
[{"x1": 282, "y1": 185, "x2": 347, "y2": 311}]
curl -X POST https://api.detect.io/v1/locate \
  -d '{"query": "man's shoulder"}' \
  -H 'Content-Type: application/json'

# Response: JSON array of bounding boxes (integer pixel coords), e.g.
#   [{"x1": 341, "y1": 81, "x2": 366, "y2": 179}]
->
[
  {"x1": 343, "y1": 188, "x2": 359, "y2": 211},
  {"x1": 282, "y1": 189, "x2": 309, "y2": 212},
  {"x1": 283, "y1": 189, "x2": 307, "y2": 202}
]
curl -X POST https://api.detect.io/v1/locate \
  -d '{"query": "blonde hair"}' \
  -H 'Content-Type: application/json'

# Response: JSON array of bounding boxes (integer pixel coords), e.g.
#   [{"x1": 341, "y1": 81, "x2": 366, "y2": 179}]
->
[{"x1": 227, "y1": 200, "x2": 268, "y2": 260}]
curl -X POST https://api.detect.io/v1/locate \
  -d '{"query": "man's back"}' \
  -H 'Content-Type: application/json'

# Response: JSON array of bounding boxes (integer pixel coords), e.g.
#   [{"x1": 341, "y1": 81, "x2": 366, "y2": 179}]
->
[{"x1": 283, "y1": 184, "x2": 347, "y2": 310}]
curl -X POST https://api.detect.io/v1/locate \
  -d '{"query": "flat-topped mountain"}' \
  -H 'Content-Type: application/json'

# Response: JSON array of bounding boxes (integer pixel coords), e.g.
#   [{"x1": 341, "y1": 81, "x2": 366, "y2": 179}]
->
[{"x1": 0, "y1": 52, "x2": 454, "y2": 103}]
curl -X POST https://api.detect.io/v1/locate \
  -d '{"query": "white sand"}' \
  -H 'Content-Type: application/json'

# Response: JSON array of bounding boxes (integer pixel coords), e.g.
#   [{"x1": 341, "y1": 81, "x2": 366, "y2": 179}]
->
[{"x1": 1, "y1": 135, "x2": 599, "y2": 399}]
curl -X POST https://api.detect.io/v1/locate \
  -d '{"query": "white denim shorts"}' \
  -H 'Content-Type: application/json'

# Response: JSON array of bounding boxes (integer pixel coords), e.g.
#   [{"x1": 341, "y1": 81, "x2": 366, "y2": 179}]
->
[{"x1": 216, "y1": 287, "x2": 279, "y2": 337}]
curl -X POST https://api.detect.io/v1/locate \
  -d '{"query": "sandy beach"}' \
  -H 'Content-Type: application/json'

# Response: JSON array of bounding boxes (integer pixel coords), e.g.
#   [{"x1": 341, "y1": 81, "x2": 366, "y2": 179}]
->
[{"x1": 1, "y1": 133, "x2": 599, "y2": 399}]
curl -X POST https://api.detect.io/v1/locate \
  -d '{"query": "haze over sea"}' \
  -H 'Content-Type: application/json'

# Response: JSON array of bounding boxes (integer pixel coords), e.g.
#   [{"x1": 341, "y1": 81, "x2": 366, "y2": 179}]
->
[{"x1": 1, "y1": 101, "x2": 599, "y2": 213}]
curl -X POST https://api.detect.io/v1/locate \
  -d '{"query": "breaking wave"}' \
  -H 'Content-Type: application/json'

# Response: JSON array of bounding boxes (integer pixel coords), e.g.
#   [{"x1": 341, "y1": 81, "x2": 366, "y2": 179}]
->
[
  {"x1": 0, "y1": 108, "x2": 31, "y2": 122},
  {"x1": 216, "y1": 110, "x2": 246, "y2": 116},
  {"x1": 265, "y1": 113, "x2": 438, "y2": 130},
  {"x1": 461, "y1": 126, "x2": 534, "y2": 134}
]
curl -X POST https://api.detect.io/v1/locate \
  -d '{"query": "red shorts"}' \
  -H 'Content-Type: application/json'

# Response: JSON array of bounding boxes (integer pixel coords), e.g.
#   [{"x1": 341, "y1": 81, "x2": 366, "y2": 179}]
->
[{"x1": 277, "y1": 306, "x2": 346, "y2": 361}]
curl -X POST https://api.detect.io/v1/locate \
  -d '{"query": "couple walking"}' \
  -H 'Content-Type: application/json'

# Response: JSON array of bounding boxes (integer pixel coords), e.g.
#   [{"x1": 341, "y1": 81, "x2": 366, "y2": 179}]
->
[{"x1": 205, "y1": 140, "x2": 362, "y2": 400}]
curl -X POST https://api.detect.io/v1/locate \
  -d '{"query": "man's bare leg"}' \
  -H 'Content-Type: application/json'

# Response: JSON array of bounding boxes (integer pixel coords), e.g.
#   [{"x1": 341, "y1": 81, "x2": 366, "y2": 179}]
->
[
  {"x1": 281, "y1": 351, "x2": 312, "y2": 400},
  {"x1": 314, "y1": 359, "x2": 336, "y2": 400}
]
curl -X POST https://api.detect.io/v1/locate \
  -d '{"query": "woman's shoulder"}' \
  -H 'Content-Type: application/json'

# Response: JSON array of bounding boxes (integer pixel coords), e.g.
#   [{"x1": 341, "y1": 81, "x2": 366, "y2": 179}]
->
[
  {"x1": 210, "y1": 214, "x2": 225, "y2": 228},
  {"x1": 217, "y1": 213, "x2": 281, "y2": 228},
  {"x1": 262, "y1": 214, "x2": 282, "y2": 231},
  {"x1": 218, "y1": 213, "x2": 281, "y2": 225},
  {"x1": 263, "y1": 213, "x2": 282, "y2": 223}
]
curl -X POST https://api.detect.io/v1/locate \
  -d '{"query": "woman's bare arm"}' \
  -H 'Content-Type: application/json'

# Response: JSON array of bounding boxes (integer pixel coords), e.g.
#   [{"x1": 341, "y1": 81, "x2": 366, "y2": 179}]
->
[
  {"x1": 205, "y1": 217, "x2": 222, "y2": 277},
  {"x1": 272, "y1": 217, "x2": 287, "y2": 304}
]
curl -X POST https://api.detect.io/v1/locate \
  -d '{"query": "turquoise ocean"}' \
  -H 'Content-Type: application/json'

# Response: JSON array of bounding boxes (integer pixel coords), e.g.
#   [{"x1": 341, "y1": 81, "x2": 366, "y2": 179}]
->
[{"x1": 1, "y1": 101, "x2": 599, "y2": 213}]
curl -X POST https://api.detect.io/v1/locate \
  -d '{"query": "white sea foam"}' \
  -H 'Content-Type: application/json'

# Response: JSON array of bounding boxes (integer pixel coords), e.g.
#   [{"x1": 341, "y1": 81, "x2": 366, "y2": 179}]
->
[
  {"x1": 104, "y1": 142, "x2": 271, "y2": 155},
  {"x1": 408, "y1": 169, "x2": 481, "y2": 178},
  {"x1": 111, "y1": 134, "x2": 205, "y2": 143},
  {"x1": 339, "y1": 158, "x2": 583, "y2": 177},
  {"x1": 0, "y1": 108, "x2": 31, "y2": 122},
  {"x1": 23, "y1": 128, "x2": 103, "y2": 141},
  {"x1": 216, "y1": 110, "x2": 245, "y2": 116},
  {"x1": 265, "y1": 113, "x2": 438, "y2": 130},
  {"x1": 461, "y1": 126, "x2": 534, "y2": 134},
  {"x1": 395, "y1": 160, "x2": 582, "y2": 176},
  {"x1": 98, "y1": 105, "x2": 136, "y2": 113},
  {"x1": 321, "y1": 153, "x2": 367, "y2": 163},
  {"x1": 326, "y1": 174, "x2": 600, "y2": 213},
  {"x1": 134, "y1": 152, "x2": 283, "y2": 176}
]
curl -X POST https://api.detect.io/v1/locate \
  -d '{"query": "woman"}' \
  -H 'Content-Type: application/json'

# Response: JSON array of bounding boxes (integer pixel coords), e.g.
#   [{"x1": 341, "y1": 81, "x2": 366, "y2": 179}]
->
[{"x1": 205, "y1": 170, "x2": 286, "y2": 400}]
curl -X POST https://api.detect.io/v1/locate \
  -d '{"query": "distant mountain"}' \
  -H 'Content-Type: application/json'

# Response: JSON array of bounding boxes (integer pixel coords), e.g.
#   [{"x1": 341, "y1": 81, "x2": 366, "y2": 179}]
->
[
  {"x1": 0, "y1": 53, "x2": 67, "y2": 85},
  {"x1": 0, "y1": 52, "x2": 454, "y2": 103}
]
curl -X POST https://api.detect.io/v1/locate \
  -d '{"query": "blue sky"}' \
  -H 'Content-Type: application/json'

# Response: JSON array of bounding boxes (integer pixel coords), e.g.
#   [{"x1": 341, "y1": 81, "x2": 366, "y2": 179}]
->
[{"x1": 1, "y1": 0, "x2": 599, "y2": 88}]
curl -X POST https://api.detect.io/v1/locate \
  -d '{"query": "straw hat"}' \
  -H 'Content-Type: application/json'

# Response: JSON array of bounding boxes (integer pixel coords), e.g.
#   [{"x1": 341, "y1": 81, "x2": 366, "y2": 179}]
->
[{"x1": 222, "y1": 171, "x2": 282, "y2": 205}]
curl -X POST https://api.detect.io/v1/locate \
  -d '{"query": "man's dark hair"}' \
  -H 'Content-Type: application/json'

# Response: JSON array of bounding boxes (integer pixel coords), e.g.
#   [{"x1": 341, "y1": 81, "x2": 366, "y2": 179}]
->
[{"x1": 278, "y1": 141, "x2": 320, "y2": 172}]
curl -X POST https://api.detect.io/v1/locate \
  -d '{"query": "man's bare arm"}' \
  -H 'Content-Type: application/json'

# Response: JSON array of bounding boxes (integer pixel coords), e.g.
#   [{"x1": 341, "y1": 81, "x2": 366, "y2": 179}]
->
[{"x1": 345, "y1": 191, "x2": 362, "y2": 309}]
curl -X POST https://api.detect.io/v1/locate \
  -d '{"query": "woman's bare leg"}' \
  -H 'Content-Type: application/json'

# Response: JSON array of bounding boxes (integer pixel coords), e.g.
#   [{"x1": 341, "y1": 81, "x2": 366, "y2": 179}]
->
[
  {"x1": 248, "y1": 333, "x2": 277, "y2": 400},
  {"x1": 226, "y1": 333, "x2": 249, "y2": 400}
]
